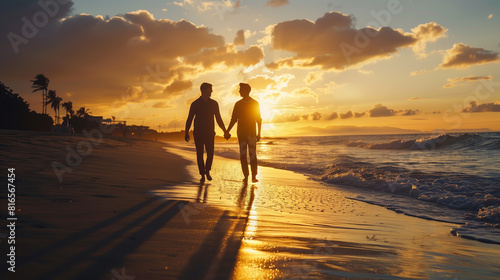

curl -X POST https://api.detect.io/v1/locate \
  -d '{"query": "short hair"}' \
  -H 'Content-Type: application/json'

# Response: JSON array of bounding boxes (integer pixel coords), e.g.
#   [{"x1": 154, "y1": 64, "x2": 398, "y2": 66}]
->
[
  {"x1": 239, "y1": 83, "x2": 251, "y2": 95},
  {"x1": 200, "y1": 82, "x2": 212, "y2": 92}
]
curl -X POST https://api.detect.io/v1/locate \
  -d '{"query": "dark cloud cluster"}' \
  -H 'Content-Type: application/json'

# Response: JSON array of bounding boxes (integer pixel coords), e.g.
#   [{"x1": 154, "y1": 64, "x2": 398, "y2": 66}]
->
[
  {"x1": 462, "y1": 101, "x2": 500, "y2": 113},
  {"x1": 369, "y1": 103, "x2": 396, "y2": 117},
  {"x1": 301, "y1": 111, "x2": 322, "y2": 121},
  {"x1": 234, "y1": 29, "x2": 245, "y2": 45},
  {"x1": 441, "y1": 43, "x2": 500, "y2": 69},
  {"x1": 0, "y1": 1, "x2": 263, "y2": 107},
  {"x1": 321, "y1": 104, "x2": 419, "y2": 122}
]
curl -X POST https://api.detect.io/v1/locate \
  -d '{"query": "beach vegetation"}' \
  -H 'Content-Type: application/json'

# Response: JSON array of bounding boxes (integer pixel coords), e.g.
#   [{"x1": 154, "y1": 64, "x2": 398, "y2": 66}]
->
[
  {"x1": 30, "y1": 74, "x2": 49, "y2": 115},
  {"x1": 0, "y1": 81, "x2": 53, "y2": 131}
]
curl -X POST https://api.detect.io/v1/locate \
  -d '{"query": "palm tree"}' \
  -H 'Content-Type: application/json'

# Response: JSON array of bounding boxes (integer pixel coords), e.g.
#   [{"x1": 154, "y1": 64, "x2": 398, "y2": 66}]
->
[
  {"x1": 31, "y1": 74, "x2": 49, "y2": 114},
  {"x1": 62, "y1": 101, "x2": 74, "y2": 117},
  {"x1": 46, "y1": 90, "x2": 62, "y2": 125},
  {"x1": 61, "y1": 101, "x2": 73, "y2": 127},
  {"x1": 76, "y1": 107, "x2": 91, "y2": 118}
]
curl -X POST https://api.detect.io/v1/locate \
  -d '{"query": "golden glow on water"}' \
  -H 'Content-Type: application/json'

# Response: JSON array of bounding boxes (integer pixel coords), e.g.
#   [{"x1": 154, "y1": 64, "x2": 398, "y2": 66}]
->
[
  {"x1": 155, "y1": 146, "x2": 500, "y2": 280},
  {"x1": 244, "y1": 210, "x2": 258, "y2": 240}
]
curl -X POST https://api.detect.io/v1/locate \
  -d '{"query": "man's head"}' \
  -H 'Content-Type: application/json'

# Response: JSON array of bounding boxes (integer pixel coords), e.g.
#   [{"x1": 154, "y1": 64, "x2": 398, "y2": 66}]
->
[
  {"x1": 200, "y1": 82, "x2": 213, "y2": 99},
  {"x1": 239, "y1": 83, "x2": 251, "y2": 97}
]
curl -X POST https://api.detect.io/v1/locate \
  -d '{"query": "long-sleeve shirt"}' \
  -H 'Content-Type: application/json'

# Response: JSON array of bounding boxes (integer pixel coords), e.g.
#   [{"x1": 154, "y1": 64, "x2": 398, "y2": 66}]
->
[{"x1": 185, "y1": 97, "x2": 223, "y2": 136}]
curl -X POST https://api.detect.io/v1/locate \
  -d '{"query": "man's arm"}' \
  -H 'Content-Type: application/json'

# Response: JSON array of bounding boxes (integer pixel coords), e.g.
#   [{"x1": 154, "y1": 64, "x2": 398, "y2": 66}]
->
[
  {"x1": 256, "y1": 101, "x2": 262, "y2": 142},
  {"x1": 225, "y1": 103, "x2": 238, "y2": 139},
  {"x1": 185, "y1": 104, "x2": 194, "y2": 142},
  {"x1": 214, "y1": 102, "x2": 227, "y2": 133},
  {"x1": 256, "y1": 119, "x2": 262, "y2": 142}
]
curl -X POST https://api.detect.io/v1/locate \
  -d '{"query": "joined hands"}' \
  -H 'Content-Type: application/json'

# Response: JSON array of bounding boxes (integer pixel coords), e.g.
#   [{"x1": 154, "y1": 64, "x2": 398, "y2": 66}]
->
[{"x1": 224, "y1": 131, "x2": 231, "y2": 140}]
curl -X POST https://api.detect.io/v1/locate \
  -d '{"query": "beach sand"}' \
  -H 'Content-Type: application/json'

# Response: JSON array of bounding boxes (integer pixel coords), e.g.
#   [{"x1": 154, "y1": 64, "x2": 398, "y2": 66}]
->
[{"x1": 1, "y1": 130, "x2": 499, "y2": 279}]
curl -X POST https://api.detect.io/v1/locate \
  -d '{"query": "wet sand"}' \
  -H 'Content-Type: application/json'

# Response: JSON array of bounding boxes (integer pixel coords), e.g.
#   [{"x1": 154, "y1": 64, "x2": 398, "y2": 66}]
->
[
  {"x1": 161, "y1": 144, "x2": 500, "y2": 280},
  {"x1": 1, "y1": 130, "x2": 499, "y2": 279}
]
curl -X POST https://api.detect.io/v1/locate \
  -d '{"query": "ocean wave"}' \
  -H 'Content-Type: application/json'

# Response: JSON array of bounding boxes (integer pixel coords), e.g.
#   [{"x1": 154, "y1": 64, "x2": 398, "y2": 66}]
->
[
  {"x1": 317, "y1": 156, "x2": 500, "y2": 228},
  {"x1": 214, "y1": 136, "x2": 500, "y2": 243},
  {"x1": 347, "y1": 133, "x2": 500, "y2": 151}
]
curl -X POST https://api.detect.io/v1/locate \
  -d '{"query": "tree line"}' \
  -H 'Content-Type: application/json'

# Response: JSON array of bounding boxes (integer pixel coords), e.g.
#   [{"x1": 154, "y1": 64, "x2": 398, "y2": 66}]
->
[{"x1": 0, "y1": 74, "x2": 95, "y2": 133}]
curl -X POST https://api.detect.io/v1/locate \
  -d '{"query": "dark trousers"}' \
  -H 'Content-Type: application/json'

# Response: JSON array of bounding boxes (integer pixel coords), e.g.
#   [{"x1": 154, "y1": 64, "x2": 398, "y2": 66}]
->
[
  {"x1": 194, "y1": 132, "x2": 214, "y2": 175},
  {"x1": 238, "y1": 135, "x2": 257, "y2": 177}
]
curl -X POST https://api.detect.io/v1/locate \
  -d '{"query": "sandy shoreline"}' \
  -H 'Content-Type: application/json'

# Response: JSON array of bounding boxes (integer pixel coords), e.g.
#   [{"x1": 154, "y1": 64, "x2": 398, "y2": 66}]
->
[{"x1": 1, "y1": 130, "x2": 500, "y2": 279}]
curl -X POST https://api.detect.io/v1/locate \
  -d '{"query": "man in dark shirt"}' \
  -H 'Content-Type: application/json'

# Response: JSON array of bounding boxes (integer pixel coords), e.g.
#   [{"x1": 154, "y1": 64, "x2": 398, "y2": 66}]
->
[
  {"x1": 226, "y1": 83, "x2": 262, "y2": 182},
  {"x1": 185, "y1": 83, "x2": 228, "y2": 182}
]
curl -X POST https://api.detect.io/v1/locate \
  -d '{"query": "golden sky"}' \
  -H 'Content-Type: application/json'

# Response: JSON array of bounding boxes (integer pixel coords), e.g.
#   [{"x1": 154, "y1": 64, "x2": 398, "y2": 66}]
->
[{"x1": 1, "y1": 0, "x2": 500, "y2": 135}]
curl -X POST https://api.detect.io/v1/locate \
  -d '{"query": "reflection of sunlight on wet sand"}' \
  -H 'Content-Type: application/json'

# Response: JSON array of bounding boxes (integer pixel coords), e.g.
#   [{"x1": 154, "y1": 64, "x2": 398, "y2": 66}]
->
[{"x1": 157, "y1": 144, "x2": 500, "y2": 280}]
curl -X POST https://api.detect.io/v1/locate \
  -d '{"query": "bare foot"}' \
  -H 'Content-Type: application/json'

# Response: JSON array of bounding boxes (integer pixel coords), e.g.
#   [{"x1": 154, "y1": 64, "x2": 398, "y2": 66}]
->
[
  {"x1": 206, "y1": 171, "x2": 212, "y2": 181},
  {"x1": 252, "y1": 176, "x2": 259, "y2": 183}
]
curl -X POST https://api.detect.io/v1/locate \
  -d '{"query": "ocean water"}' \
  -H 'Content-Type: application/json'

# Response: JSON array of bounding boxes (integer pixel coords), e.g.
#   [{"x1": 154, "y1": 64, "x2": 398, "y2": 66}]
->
[{"x1": 215, "y1": 132, "x2": 500, "y2": 244}]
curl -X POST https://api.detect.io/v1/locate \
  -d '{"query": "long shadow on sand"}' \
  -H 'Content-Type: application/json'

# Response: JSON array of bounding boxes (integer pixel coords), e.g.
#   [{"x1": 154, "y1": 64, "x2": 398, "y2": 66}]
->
[
  {"x1": 20, "y1": 197, "x2": 160, "y2": 267},
  {"x1": 180, "y1": 181, "x2": 256, "y2": 280},
  {"x1": 33, "y1": 199, "x2": 188, "y2": 280}
]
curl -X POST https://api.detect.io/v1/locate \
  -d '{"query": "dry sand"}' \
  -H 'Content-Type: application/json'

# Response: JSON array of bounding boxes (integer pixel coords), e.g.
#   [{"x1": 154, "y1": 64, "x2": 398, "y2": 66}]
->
[{"x1": 1, "y1": 130, "x2": 499, "y2": 279}]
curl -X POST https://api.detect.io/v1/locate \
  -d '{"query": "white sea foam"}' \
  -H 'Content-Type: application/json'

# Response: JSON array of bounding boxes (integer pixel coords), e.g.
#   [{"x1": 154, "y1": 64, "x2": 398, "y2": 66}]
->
[{"x1": 214, "y1": 132, "x2": 500, "y2": 244}]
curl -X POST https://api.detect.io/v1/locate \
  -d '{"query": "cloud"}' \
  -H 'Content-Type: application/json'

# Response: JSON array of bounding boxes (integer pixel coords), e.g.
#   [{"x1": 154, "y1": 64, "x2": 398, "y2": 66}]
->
[
  {"x1": 340, "y1": 111, "x2": 353, "y2": 119},
  {"x1": 166, "y1": 118, "x2": 184, "y2": 128},
  {"x1": 488, "y1": 14, "x2": 494, "y2": 19},
  {"x1": 304, "y1": 71, "x2": 325, "y2": 85},
  {"x1": 246, "y1": 75, "x2": 276, "y2": 91},
  {"x1": 296, "y1": 125, "x2": 422, "y2": 136},
  {"x1": 234, "y1": 29, "x2": 245, "y2": 45},
  {"x1": 0, "y1": 5, "x2": 264, "y2": 109},
  {"x1": 325, "y1": 112, "x2": 339, "y2": 120},
  {"x1": 443, "y1": 75, "x2": 493, "y2": 88},
  {"x1": 185, "y1": 45, "x2": 264, "y2": 68},
  {"x1": 462, "y1": 101, "x2": 500, "y2": 113},
  {"x1": 301, "y1": 111, "x2": 322, "y2": 121},
  {"x1": 409, "y1": 97, "x2": 421, "y2": 100},
  {"x1": 265, "y1": 0, "x2": 289, "y2": 8},
  {"x1": 354, "y1": 112, "x2": 366, "y2": 118},
  {"x1": 266, "y1": 12, "x2": 445, "y2": 71},
  {"x1": 440, "y1": 43, "x2": 500, "y2": 69},
  {"x1": 1, "y1": 0, "x2": 74, "y2": 43},
  {"x1": 271, "y1": 112, "x2": 301, "y2": 123},
  {"x1": 410, "y1": 69, "x2": 433, "y2": 76},
  {"x1": 401, "y1": 109, "x2": 419, "y2": 116},
  {"x1": 247, "y1": 74, "x2": 294, "y2": 91},
  {"x1": 369, "y1": 104, "x2": 396, "y2": 117},
  {"x1": 311, "y1": 111, "x2": 322, "y2": 120},
  {"x1": 164, "y1": 79, "x2": 193, "y2": 94},
  {"x1": 152, "y1": 101, "x2": 171, "y2": 108},
  {"x1": 357, "y1": 69, "x2": 373, "y2": 75},
  {"x1": 122, "y1": 86, "x2": 147, "y2": 103},
  {"x1": 292, "y1": 87, "x2": 319, "y2": 102},
  {"x1": 411, "y1": 22, "x2": 448, "y2": 57}
]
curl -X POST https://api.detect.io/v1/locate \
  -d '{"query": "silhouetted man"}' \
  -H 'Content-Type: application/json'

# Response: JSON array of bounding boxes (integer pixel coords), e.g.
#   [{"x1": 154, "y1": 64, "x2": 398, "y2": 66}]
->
[
  {"x1": 185, "y1": 83, "x2": 227, "y2": 182},
  {"x1": 226, "y1": 83, "x2": 262, "y2": 182}
]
